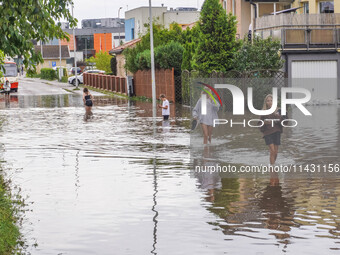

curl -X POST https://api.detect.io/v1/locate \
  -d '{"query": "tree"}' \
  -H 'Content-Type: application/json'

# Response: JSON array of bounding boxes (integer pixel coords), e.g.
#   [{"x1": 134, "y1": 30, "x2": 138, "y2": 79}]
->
[
  {"x1": 155, "y1": 41, "x2": 184, "y2": 75},
  {"x1": 124, "y1": 23, "x2": 184, "y2": 73},
  {"x1": 195, "y1": 0, "x2": 239, "y2": 74},
  {"x1": 181, "y1": 25, "x2": 199, "y2": 71},
  {"x1": 233, "y1": 36, "x2": 284, "y2": 72},
  {"x1": 0, "y1": 0, "x2": 76, "y2": 68},
  {"x1": 133, "y1": 41, "x2": 184, "y2": 75},
  {"x1": 110, "y1": 56, "x2": 117, "y2": 76},
  {"x1": 86, "y1": 51, "x2": 112, "y2": 73}
]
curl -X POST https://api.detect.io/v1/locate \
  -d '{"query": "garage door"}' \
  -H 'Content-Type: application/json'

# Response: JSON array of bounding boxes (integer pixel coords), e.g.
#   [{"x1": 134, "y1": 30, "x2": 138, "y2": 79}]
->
[{"x1": 291, "y1": 60, "x2": 338, "y2": 102}]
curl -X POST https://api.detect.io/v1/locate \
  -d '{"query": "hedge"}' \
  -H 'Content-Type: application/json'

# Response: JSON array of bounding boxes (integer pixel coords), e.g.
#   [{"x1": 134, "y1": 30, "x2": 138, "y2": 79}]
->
[{"x1": 40, "y1": 68, "x2": 56, "y2": 80}]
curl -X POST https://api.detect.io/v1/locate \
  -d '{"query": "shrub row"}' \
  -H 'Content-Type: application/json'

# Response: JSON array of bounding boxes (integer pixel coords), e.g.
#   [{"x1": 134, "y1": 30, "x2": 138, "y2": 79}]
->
[{"x1": 40, "y1": 68, "x2": 56, "y2": 80}]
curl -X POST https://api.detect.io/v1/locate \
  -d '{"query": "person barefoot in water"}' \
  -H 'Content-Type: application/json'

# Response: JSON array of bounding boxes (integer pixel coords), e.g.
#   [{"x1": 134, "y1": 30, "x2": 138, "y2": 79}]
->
[
  {"x1": 260, "y1": 94, "x2": 285, "y2": 165},
  {"x1": 83, "y1": 88, "x2": 93, "y2": 119},
  {"x1": 193, "y1": 90, "x2": 219, "y2": 145}
]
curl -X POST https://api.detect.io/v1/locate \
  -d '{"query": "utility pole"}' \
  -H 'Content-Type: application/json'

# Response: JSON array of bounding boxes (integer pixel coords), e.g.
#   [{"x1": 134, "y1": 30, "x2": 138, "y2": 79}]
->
[
  {"x1": 118, "y1": 7, "x2": 122, "y2": 45},
  {"x1": 149, "y1": 0, "x2": 156, "y2": 118},
  {"x1": 85, "y1": 38, "x2": 87, "y2": 60},
  {"x1": 59, "y1": 38, "x2": 62, "y2": 81},
  {"x1": 72, "y1": 3, "x2": 78, "y2": 88}
]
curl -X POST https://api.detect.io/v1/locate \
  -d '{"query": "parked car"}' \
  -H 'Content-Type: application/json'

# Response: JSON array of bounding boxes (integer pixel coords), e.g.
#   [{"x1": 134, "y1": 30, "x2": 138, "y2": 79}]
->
[
  {"x1": 52, "y1": 66, "x2": 65, "y2": 71},
  {"x1": 69, "y1": 67, "x2": 81, "y2": 75},
  {"x1": 68, "y1": 70, "x2": 105, "y2": 86}
]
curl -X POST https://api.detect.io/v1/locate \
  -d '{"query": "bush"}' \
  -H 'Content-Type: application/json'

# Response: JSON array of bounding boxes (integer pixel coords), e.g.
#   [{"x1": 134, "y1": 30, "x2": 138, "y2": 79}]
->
[
  {"x1": 232, "y1": 36, "x2": 284, "y2": 72},
  {"x1": 26, "y1": 68, "x2": 38, "y2": 78},
  {"x1": 110, "y1": 56, "x2": 117, "y2": 76},
  {"x1": 63, "y1": 68, "x2": 68, "y2": 77},
  {"x1": 134, "y1": 41, "x2": 184, "y2": 75},
  {"x1": 60, "y1": 76, "x2": 68, "y2": 83},
  {"x1": 40, "y1": 68, "x2": 56, "y2": 80},
  {"x1": 86, "y1": 51, "x2": 112, "y2": 73},
  {"x1": 135, "y1": 50, "x2": 151, "y2": 70},
  {"x1": 155, "y1": 41, "x2": 184, "y2": 75}
]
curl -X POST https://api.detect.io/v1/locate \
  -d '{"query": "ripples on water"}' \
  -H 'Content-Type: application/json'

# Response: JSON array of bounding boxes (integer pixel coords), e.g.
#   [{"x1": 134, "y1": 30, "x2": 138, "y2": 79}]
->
[{"x1": 0, "y1": 95, "x2": 339, "y2": 254}]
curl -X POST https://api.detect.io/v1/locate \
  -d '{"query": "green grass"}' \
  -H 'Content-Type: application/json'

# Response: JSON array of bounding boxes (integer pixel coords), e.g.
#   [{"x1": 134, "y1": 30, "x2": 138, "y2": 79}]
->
[
  {"x1": 0, "y1": 175, "x2": 22, "y2": 254},
  {"x1": 60, "y1": 77, "x2": 68, "y2": 83}
]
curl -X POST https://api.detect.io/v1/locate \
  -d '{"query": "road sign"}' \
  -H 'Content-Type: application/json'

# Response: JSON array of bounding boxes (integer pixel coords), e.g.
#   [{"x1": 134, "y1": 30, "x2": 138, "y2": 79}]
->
[{"x1": 52, "y1": 61, "x2": 56, "y2": 67}]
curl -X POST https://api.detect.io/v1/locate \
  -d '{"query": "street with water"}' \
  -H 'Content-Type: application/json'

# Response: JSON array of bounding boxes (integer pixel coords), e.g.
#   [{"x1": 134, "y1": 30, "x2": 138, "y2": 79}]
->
[{"x1": 0, "y1": 78, "x2": 340, "y2": 254}]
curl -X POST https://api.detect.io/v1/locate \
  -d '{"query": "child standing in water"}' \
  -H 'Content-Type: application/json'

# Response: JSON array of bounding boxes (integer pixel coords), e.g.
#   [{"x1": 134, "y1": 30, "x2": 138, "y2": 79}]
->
[
  {"x1": 158, "y1": 94, "x2": 170, "y2": 120},
  {"x1": 83, "y1": 88, "x2": 93, "y2": 119}
]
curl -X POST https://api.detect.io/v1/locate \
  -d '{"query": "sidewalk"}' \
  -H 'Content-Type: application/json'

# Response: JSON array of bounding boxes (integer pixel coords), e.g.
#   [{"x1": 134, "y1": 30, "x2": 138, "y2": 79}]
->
[{"x1": 19, "y1": 77, "x2": 105, "y2": 96}]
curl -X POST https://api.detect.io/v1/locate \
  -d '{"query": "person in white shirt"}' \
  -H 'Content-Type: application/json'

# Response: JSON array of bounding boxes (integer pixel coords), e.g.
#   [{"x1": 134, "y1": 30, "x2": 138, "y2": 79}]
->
[
  {"x1": 158, "y1": 94, "x2": 170, "y2": 120},
  {"x1": 3, "y1": 80, "x2": 11, "y2": 99}
]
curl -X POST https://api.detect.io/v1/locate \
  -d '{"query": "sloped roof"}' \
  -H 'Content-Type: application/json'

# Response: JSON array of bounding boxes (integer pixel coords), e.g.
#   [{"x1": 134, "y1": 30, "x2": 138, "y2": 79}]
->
[
  {"x1": 34, "y1": 45, "x2": 70, "y2": 59},
  {"x1": 109, "y1": 38, "x2": 141, "y2": 54}
]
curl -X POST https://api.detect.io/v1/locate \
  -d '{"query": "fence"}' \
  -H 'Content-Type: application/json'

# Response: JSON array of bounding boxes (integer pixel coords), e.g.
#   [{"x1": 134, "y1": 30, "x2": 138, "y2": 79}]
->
[
  {"x1": 83, "y1": 73, "x2": 127, "y2": 94},
  {"x1": 180, "y1": 70, "x2": 287, "y2": 111},
  {"x1": 133, "y1": 68, "x2": 176, "y2": 102}
]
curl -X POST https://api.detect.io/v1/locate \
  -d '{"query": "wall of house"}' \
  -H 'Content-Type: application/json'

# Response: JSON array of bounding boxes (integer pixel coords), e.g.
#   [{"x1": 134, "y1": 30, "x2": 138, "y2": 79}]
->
[
  {"x1": 94, "y1": 33, "x2": 113, "y2": 53},
  {"x1": 163, "y1": 11, "x2": 200, "y2": 28},
  {"x1": 293, "y1": 0, "x2": 339, "y2": 14},
  {"x1": 125, "y1": 18, "x2": 135, "y2": 42},
  {"x1": 116, "y1": 54, "x2": 126, "y2": 77},
  {"x1": 258, "y1": 3, "x2": 287, "y2": 16},
  {"x1": 125, "y1": 7, "x2": 167, "y2": 39},
  {"x1": 61, "y1": 33, "x2": 75, "y2": 51},
  {"x1": 36, "y1": 59, "x2": 67, "y2": 73},
  {"x1": 240, "y1": 0, "x2": 251, "y2": 38}
]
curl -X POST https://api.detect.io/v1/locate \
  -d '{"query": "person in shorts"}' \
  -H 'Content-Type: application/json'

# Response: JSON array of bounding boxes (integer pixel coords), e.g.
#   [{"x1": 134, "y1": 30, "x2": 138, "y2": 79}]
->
[
  {"x1": 83, "y1": 88, "x2": 93, "y2": 119},
  {"x1": 3, "y1": 80, "x2": 11, "y2": 99},
  {"x1": 158, "y1": 94, "x2": 170, "y2": 120},
  {"x1": 260, "y1": 94, "x2": 285, "y2": 165}
]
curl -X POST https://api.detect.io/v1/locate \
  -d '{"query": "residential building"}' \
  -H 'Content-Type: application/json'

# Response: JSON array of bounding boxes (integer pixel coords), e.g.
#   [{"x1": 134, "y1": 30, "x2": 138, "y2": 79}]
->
[
  {"x1": 33, "y1": 45, "x2": 70, "y2": 73},
  {"x1": 221, "y1": 0, "x2": 294, "y2": 38},
  {"x1": 125, "y1": 6, "x2": 200, "y2": 41},
  {"x1": 60, "y1": 27, "x2": 125, "y2": 60},
  {"x1": 39, "y1": 18, "x2": 125, "y2": 65},
  {"x1": 292, "y1": 0, "x2": 340, "y2": 14},
  {"x1": 109, "y1": 38, "x2": 141, "y2": 77},
  {"x1": 221, "y1": 0, "x2": 340, "y2": 102},
  {"x1": 82, "y1": 18, "x2": 124, "y2": 29}
]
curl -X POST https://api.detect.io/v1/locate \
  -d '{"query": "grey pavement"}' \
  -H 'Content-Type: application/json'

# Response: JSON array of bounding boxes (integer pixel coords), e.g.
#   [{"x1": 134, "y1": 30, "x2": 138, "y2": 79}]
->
[{"x1": 15, "y1": 77, "x2": 105, "y2": 96}]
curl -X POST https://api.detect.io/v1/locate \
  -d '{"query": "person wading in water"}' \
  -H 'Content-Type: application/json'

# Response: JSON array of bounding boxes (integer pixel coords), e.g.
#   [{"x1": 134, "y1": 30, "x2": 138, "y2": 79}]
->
[{"x1": 83, "y1": 88, "x2": 94, "y2": 120}]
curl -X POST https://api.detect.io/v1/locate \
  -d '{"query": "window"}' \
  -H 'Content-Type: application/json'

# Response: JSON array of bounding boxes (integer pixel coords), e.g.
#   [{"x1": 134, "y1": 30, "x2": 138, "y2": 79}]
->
[
  {"x1": 303, "y1": 2, "x2": 309, "y2": 14},
  {"x1": 319, "y1": 1, "x2": 334, "y2": 13},
  {"x1": 131, "y1": 28, "x2": 135, "y2": 40},
  {"x1": 75, "y1": 35, "x2": 94, "y2": 51}
]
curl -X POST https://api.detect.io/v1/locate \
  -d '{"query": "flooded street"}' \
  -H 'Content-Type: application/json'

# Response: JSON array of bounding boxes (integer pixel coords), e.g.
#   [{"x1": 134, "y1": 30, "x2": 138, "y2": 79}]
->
[{"x1": 0, "y1": 93, "x2": 340, "y2": 254}]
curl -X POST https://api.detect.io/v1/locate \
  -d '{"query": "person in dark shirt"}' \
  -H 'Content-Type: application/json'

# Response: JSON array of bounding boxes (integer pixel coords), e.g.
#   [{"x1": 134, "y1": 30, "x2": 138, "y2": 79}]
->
[
  {"x1": 83, "y1": 88, "x2": 93, "y2": 120},
  {"x1": 260, "y1": 94, "x2": 285, "y2": 165}
]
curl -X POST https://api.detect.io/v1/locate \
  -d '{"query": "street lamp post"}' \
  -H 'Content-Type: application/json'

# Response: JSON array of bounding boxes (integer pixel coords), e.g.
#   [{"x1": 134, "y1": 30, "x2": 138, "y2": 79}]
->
[
  {"x1": 59, "y1": 38, "x2": 62, "y2": 81},
  {"x1": 72, "y1": 3, "x2": 78, "y2": 88},
  {"x1": 118, "y1": 7, "x2": 122, "y2": 46},
  {"x1": 85, "y1": 37, "x2": 87, "y2": 60},
  {"x1": 149, "y1": 0, "x2": 156, "y2": 117}
]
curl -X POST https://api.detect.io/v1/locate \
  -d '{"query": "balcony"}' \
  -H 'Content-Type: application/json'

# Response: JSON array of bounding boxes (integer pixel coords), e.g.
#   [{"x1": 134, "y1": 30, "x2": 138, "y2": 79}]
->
[{"x1": 255, "y1": 13, "x2": 340, "y2": 51}]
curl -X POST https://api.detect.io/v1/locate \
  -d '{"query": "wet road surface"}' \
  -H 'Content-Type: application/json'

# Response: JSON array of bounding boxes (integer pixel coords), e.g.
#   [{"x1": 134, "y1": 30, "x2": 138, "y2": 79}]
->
[{"x1": 0, "y1": 90, "x2": 340, "y2": 254}]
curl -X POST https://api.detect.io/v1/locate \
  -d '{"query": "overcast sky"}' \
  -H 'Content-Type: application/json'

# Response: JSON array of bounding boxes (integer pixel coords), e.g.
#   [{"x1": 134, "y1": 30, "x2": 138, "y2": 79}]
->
[{"x1": 71, "y1": 0, "x2": 203, "y2": 26}]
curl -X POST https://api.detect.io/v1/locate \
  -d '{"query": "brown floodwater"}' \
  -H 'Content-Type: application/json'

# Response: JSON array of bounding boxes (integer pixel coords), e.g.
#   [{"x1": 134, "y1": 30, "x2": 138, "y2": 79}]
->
[{"x1": 0, "y1": 94, "x2": 339, "y2": 254}]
